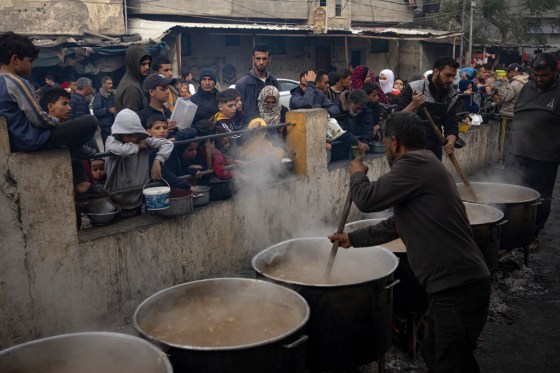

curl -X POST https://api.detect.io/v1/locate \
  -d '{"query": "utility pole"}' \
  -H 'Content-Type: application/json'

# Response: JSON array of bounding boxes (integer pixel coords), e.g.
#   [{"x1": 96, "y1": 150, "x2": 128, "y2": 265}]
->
[
  {"x1": 460, "y1": 0, "x2": 466, "y2": 66},
  {"x1": 467, "y1": 0, "x2": 475, "y2": 67}
]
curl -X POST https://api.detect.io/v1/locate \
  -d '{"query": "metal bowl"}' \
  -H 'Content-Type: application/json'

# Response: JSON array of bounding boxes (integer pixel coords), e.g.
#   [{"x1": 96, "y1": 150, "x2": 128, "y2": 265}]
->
[
  {"x1": 86, "y1": 210, "x2": 118, "y2": 226},
  {"x1": 86, "y1": 197, "x2": 118, "y2": 214}
]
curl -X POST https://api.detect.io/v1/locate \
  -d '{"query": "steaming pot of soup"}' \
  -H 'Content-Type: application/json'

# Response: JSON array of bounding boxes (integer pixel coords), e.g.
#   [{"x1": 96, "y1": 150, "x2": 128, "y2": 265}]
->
[
  {"x1": 252, "y1": 237, "x2": 398, "y2": 371},
  {"x1": 133, "y1": 278, "x2": 309, "y2": 373},
  {"x1": 457, "y1": 182, "x2": 540, "y2": 255},
  {"x1": 0, "y1": 332, "x2": 172, "y2": 373}
]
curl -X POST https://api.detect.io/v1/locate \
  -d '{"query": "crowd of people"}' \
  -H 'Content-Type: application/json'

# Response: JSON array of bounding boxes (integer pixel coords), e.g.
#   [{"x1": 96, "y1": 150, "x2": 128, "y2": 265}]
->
[{"x1": 2, "y1": 29, "x2": 559, "y2": 373}]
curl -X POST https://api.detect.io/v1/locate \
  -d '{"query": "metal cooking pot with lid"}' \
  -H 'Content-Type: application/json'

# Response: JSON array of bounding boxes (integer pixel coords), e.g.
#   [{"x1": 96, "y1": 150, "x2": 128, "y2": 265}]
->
[
  {"x1": 0, "y1": 332, "x2": 172, "y2": 373},
  {"x1": 133, "y1": 278, "x2": 310, "y2": 373},
  {"x1": 457, "y1": 182, "x2": 541, "y2": 256},
  {"x1": 252, "y1": 237, "x2": 398, "y2": 371}
]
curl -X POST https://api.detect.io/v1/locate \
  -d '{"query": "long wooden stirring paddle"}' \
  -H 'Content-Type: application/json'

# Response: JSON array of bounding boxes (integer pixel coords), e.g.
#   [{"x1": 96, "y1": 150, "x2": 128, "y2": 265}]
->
[
  {"x1": 422, "y1": 107, "x2": 478, "y2": 201},
  {"x1": 325, "y1": 190, "x2": 354, "y2": 276}
]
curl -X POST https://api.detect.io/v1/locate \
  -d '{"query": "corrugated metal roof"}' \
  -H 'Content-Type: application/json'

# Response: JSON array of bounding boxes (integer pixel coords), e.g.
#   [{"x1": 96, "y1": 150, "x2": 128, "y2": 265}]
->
[{"x1": 129, "y1": 18, "x2": 461, "y2": 41}]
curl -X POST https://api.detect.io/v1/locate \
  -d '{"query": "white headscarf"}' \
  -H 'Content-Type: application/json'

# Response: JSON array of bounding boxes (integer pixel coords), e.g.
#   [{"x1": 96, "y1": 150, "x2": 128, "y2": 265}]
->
[{"x1": 379, "y1": 69, "x2": 395, "y2": 94}]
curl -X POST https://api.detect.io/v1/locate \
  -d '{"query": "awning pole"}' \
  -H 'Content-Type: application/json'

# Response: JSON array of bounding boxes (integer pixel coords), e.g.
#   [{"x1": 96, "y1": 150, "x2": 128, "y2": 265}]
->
[{"x1": 344, "y1": 36, "x2": 349, "y2": 68}]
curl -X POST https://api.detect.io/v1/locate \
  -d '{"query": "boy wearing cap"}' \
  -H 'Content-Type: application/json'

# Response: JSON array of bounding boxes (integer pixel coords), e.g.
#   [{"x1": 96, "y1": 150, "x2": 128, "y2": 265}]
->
[{"x1": 137, "y1": 73, "x2": 177, "y2": 131}]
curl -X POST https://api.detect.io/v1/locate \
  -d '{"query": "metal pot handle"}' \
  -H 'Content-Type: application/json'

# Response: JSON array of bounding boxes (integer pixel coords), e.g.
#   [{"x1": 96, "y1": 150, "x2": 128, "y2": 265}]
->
[
  {"x1": 281, "y1": 335, "x2": 308, "y2": 349},
  {"x1": 382, "y1": 279, "x2": 400, "y2": 290},
  {"x1": 529, "y1": 200, "x2": 543, "y2": 207},
  {"x1": 496, "y1": 219, "x2": 509, "y2": 227}
]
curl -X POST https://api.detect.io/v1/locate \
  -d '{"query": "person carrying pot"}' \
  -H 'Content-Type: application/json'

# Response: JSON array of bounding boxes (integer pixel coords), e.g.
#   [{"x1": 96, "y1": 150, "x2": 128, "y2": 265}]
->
[{"x1": 328, "y1": 112, "x2": 490, "y2": 373}]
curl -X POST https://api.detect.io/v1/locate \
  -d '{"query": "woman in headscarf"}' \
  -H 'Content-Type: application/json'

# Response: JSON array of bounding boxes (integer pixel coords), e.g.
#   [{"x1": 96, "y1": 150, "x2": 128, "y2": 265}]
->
[
  {"x1": 238, "y1": 85, "x2": 287, "y2": 160},
  {"x1": 378, "y1": 69, "x2": 395, "y2": 94},
  {"x1": 351, "y1": 65, "x2": 369, "y2": 89},
  {"x1": 257, "y1": 85, "x2": 287, "y2": 126}
]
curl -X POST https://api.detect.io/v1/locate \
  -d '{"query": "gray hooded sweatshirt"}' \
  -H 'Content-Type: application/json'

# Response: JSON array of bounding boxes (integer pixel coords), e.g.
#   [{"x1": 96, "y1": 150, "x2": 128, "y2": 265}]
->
[{"x1": 104, "y1": 109, "x2": 173, "y2": 210}]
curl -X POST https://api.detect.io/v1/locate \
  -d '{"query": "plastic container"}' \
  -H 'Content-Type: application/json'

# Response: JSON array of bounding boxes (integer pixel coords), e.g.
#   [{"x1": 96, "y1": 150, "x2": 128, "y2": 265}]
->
[
  {"x1": 143, "y1": 179, "x2": 170, "y2": 210},
  {"x1": 170, "y1": 98, "x2": 198, "y2": 129}
]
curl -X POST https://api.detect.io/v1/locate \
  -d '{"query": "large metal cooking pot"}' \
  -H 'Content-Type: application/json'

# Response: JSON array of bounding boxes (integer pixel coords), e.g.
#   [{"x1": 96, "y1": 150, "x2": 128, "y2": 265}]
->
[
  {"x1": 0, "y1": 332, "x2": 172, "y2": 373},
  {"x1": 345, "y1": 219, "x2": 427, "y2": 315},
  {"x1": 457, "y1": 182, "x2": 540, "y2": 251},
  {"x1": 463, "y1": 202, "x2": 506, "y2": 272},
  {"x1": 252, "y1": 237, "x2": 398, "y2": 371},
  {"x1": 134, "y1": 278, "x2": 309, "y2": 373}
]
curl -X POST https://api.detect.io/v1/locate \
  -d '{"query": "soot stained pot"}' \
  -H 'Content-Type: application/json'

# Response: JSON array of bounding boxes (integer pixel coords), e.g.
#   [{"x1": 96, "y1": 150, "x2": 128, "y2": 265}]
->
[
  {"x1": 0, "y1": 332, "x2": 172, "y2": 373},
  {"x1": 463, "y1": 202, "x2": 506, "y2": 272},
  {"x1": 345, "y1": 219, "x2": 427, "y2": 315},
  {"x1": 193, "y1": 185, "x2": 210, "y2": 207},
  {"x1": 457, "y1": 182, "x2": 540, "y2": 251},
  {"x1": 134, "y1": 278, "x2": 309, "y2": 373},
  {"x1": 252, "y1": 237, "x2": 398, "y2": 371},
  {"x1": 155, "y1": 194, "x2": 193, "y2": 218}
]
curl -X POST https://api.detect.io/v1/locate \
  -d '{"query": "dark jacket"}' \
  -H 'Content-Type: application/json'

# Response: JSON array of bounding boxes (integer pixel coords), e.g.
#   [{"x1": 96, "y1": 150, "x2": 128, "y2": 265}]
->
[
  {"x1": 337, "y1": 108, "x2": 377, "y2": 142},
  {"x1": 190, "y1": 87, "x2": 219, "y2": 111},
  {"x1": 137, "y1": 105, "x2": 171, "y2": 129},
  {"x1": 511, "y1": 76, "x2": 560, "y2": 162},
  {"x1": 92, "y1": 88, "x2": 116, "y2": 128},
  {"x1": 115, "y1": 46, "x2": 151, "y2": 113},
  {"x1": 397, "y1": 77, "x2": 459, "y2": 159},
  {"x1": 347, "y1": 149, "x2": 489, "y2": 294},
  {"x1": 70, "y1": 92, "x2": 91, "y2": 119},
  {"x1": 235, "y1": 69, "x2": 278, "y2": 121},
  {"x1": 289, "y1": 82, "x2": 340, "y2": 117}
]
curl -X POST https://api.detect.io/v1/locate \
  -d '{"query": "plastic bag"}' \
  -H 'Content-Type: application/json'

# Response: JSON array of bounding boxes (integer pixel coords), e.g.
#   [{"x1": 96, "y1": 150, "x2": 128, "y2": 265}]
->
[{"x1": 469, "y1": 113, "x2": 483, "y2": 126}]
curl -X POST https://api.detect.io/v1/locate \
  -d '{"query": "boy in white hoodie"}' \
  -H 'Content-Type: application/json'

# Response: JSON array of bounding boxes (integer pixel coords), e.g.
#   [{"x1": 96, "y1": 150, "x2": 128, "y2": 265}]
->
[{"x1": 104, "y1": 109, "x2": 173, "y2": 217}]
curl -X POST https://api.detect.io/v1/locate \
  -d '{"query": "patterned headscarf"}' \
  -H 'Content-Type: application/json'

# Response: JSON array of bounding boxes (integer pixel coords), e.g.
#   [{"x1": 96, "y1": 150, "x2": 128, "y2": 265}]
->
[
  {"x1": 258, "y1": 85, "x2": 282, "y2": 125},
  {"x1": 351, "y1": 65, "x2": 367, "y2": 89}
]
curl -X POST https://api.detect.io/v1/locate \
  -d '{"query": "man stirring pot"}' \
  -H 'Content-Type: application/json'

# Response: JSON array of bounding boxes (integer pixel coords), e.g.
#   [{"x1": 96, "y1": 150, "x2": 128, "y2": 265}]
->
[{"x1": 329, "y1": 112, "x2": 490, "y2": 373}]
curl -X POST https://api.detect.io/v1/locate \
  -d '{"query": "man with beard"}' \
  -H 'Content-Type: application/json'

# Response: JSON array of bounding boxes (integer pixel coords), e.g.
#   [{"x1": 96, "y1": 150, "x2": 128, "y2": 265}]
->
[
  {"x1": 191, "y1": 68, "x2": 220, "y2": 124},
  {"x1": 235, "y1": 43, "x2": 279, "y2": 122},
  {"x1": 328, "y1": 89, "x2": 370, "y2": 161},
  {"x1": 505, "y1": 53, "x2": 560, "y2": 252},
  {"x1": 328, "y1": 112, "x2": 490, "y2": 373},
  {"x1": 115, "y1": 45, "x2": 152, "y2": 112},
  {"x1": 397, "y1": 56, "x2": 460, "y2": 160}
]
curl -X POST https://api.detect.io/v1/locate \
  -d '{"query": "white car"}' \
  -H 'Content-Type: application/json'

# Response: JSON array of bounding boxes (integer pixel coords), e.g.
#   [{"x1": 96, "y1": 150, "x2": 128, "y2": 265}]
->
[{"x1": 229, "y1": 78, "x2": 299, "y2": 109}]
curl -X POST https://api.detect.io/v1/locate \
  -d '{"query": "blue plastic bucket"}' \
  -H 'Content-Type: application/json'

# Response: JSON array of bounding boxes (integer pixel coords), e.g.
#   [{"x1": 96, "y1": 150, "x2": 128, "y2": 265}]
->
[{"x1": 143, "y1": 178, "x2": 170, "y2": 210}]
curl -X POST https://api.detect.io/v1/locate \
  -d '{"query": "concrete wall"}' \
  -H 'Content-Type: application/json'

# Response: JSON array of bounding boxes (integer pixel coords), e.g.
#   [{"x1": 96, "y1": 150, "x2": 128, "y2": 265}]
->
[
  {"x1": 0, "y1": 114, "x2": 499, "y2": 349},
  {"x1": 0, "y1": 0, "x2": 125, "y2": 36},
  {"x1": 178, "y1": 32, "x2": 409, "y2": 86}
]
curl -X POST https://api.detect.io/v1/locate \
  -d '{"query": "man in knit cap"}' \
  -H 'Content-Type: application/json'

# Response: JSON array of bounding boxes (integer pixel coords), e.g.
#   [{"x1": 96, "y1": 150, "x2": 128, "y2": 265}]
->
[{"x1": 191, "y1": 68, "x2": 219, "y2": 109}]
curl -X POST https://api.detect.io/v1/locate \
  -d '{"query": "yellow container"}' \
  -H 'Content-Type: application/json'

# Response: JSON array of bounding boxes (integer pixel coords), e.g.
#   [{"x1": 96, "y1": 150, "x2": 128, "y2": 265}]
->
[
  {"x1": 459, "y1": 122, "x2": 470, "y2": 133},
  {"x1": 496, "y1": 70, "x2": 507, "y2": 79}
]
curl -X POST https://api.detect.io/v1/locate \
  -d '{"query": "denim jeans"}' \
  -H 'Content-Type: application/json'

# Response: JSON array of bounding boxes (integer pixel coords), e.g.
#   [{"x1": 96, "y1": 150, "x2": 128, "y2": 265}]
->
[{"x1": 422, "y1": 279, "x2": 490, "y2": 373}]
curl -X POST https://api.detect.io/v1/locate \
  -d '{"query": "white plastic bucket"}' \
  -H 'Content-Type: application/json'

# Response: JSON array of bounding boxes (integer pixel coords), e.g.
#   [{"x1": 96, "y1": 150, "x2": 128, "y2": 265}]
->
[{"x1": 142, "y1": 178, "x2": 170, "y2": 210}]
